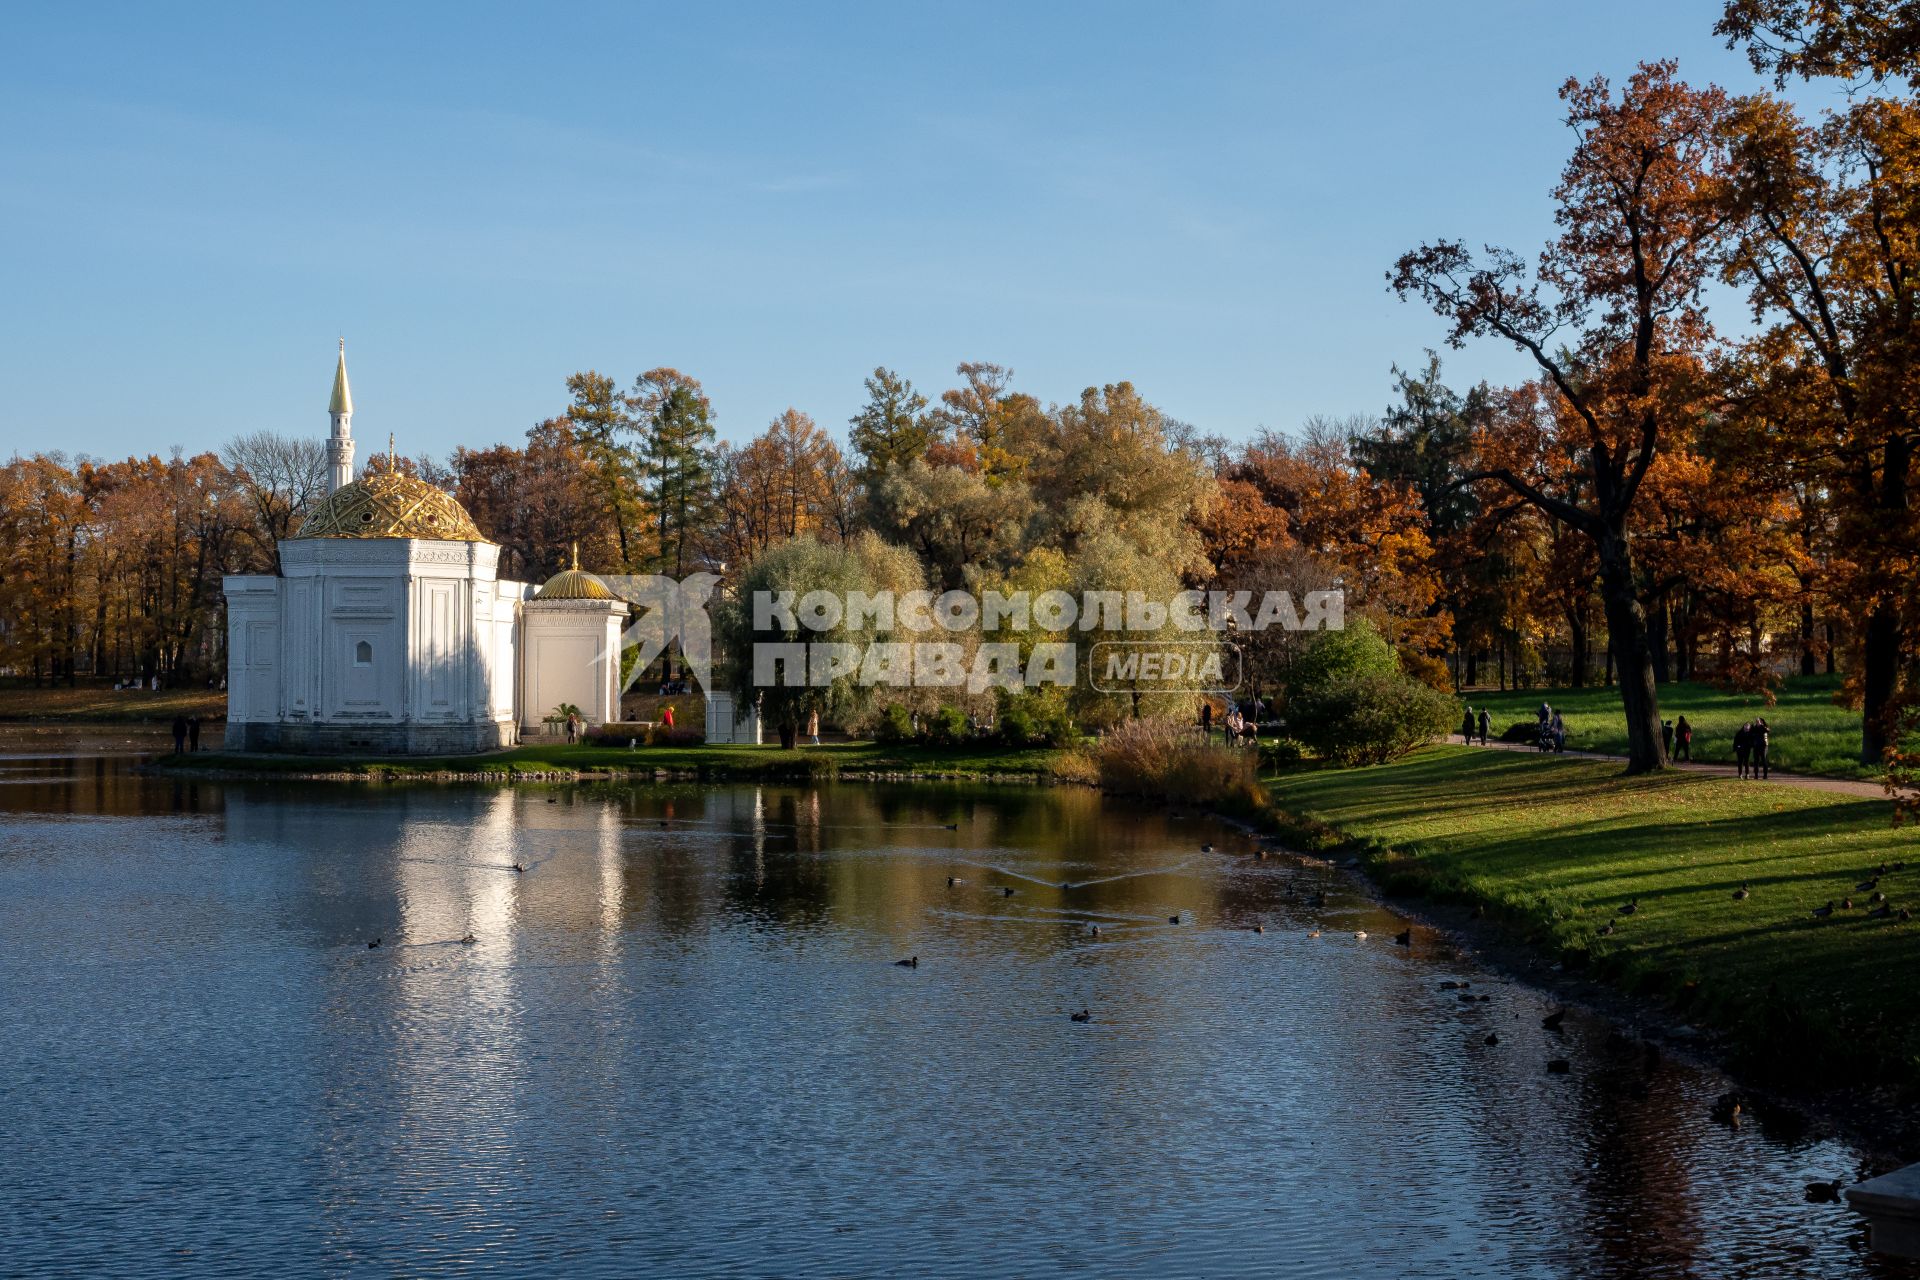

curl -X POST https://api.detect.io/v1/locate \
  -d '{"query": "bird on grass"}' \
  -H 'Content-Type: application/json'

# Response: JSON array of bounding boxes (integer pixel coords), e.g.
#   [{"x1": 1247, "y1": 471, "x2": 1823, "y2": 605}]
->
[
  {"x1": 1542, "y1": 1009, "x2": 1567, "y2": 1032},
  {"x1": 1618, "y1": 899, "x2": 1639, "y2": 917},
  {"x1": 1859, "y1": 876, "x2": 1880, "y2": 892},
  {"x1": 1841, "y1": 897, "x2": 1855, "y2": 910},
  {"x1": 894, "y1": 956, "x2": 918, "y2": 969},
  {"x1": 1070, "y1": 1009, "x2": 1092, "y2": 1023},
  {"x1": 1733, "y1": 883, "x2": 1750, "y2": 901},
  {"x1": 1871, "y1": 891, "x2": 1887, "y2": 904},
  {"x1": 1903, "y1": 908, "x2": 1914, "y2": 922},
  {"x1": 1811, "y1": 900, "x2": 1835, "y2": 919},
  {"x1": 1598, "y1": 923, "x2": 1615, "y2": 938},
  {"x1": 1869, "y1": 904, "x2": 1893, "y2": 920},
  {"x1": 1393, "y1": 929, "x2": 1411, "y2": 947}
]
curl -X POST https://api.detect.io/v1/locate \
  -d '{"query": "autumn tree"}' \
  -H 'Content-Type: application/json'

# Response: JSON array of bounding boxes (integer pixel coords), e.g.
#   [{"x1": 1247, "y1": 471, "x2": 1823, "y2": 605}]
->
[
  {"x1": 1392, "y1": 63, "x2": 1732, "y2": 772},
  {"x1": 1718, "y1": 0, "x2": 1920, "y2": 83},
  {"x1": 1718, "y1": 92, "x2": 1920, "y2": 762}
]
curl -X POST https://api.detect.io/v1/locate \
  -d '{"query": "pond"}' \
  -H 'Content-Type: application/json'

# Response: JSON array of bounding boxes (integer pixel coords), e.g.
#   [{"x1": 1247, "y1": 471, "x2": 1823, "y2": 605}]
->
[{"x1": 0, "y1": 747, "x2": 1911, "y2": 1278}]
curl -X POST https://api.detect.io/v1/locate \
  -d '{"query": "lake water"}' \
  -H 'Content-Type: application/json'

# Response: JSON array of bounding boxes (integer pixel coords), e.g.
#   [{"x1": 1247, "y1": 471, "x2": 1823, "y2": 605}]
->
[{"x1": 0, "y1": 746, "x2": 1912, "y2": 1278}]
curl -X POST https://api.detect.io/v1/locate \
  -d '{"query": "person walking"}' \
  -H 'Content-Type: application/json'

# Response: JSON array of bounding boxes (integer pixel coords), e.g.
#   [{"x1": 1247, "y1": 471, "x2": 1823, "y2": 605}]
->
[
  {"x1": 1674, "y1": 715, "x2": 1692, "y2": 761},
  {"x1": 1461, "y1": 706, "x2": 1476, "y2": 745},
  {"x1": 565, "y1": 711, "x2": 579, "y2": 744},
  {"x1": 807, "y1": 708, "x2": 820, "y2": 747},
  {"x1": 170, "y1": 715, "x2": 188, "y2": 755},
  {"x1": 1661, "y1": 719, "x2": 1674, "y2": 757},
  {"x1": 1477, "y1": 708, "x2": 1490, "y2": 746},
  {"x1": 1734, "y1": 721, "x2": 1752, "y2": 779},
  {"x1": 662, "y1": 704, "x2": 676, "y2": 731},
  {"x1": 1754, "y1": 717, "x2": 1771, "y2": 780},
  {"x1": 1200, "y1": 701, "x2": 1214, "y2": 742},
  {"x1": 187, "y1": 716, "x2": 201, "y2": 752},
  {"x1": 1550, "y1": 710, "x2": 1567, "y2": 752}
]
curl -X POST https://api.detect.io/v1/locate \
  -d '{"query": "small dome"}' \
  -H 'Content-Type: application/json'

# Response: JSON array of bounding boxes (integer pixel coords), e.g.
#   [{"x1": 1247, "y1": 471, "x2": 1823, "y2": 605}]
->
[
  {"x1": 292, "y1": 470, "x2": 487, "y2": 541},
  {"x1": 536, "y1": 567, "x2": 615, "y2": 600}
]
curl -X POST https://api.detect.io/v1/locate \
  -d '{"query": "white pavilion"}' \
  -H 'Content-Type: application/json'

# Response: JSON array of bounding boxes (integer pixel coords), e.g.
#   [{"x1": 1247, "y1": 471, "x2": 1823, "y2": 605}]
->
[{"x1": 222, "y1": 343, "x2": 629, "y2": 754}]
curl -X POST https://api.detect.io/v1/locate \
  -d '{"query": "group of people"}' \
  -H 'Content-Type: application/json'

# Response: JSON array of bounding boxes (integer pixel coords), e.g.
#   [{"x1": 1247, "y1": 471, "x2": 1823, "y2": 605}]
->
[
  {"x1": 169, "y1": 715, "x2": 203, "y2": 754},
  {"x1": 1457, "y1": 702, "x2": 1774, "y2": 777},
  {"x1": 1199, "y1": 700, "x2": 1261, "y2": 747},
  {"x1": 1733, "y1": 718, "x2": 1772, "y2": 779}
]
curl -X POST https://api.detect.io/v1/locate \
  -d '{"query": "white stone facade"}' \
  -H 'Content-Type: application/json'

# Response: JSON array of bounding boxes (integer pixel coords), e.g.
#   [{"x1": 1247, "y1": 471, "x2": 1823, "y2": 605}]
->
[
  {"x1": 224, "y1": 538, "x2": 531, "y2": 755},
  {"x1": 519, "y1": 597, "x2": 629, "y2": 733}
]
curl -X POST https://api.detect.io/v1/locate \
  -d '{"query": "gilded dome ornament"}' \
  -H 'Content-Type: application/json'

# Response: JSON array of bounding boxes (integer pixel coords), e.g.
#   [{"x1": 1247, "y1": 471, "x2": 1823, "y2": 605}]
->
[
  {"x1": 534, "y1": 542, "x2": 616, "y2": 600},
  {"x1": 291, "y1": 469, "x2": 488, "y2": 541}
]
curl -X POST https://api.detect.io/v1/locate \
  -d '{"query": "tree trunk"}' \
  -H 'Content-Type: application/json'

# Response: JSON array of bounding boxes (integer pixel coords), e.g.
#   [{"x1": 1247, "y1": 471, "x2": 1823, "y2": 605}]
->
[
  {"x1": 1863, "y1": 603, "x2": 1899, "y2": 767},
  {"x1": 1648, "y1": 595, "x2": 1670, "y2": 685},
  {"x1": 778, "y1": 722, "x2": 797, "y2": 750},
  {"x1": 1466, "y1": 650, "x2": 1478, "y2": 687},
  {"x1": 1567, "y1": 609, "x2": 1589, "y2": 689},
  {"x1": 1799, "y1": 598, "x2": 1817, "y2": 678},
  {"x1": 1825, "y1": 620, "x2": 1836, "y2": 675},
  {"x1": 1597, "y1": 530, "x2": 1665, "y2": 773}
]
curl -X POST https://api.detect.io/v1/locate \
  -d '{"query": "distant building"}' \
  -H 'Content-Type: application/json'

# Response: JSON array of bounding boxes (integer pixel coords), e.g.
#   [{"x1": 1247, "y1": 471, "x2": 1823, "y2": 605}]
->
[{"x1": 221, "y1": 343, "x2": 628, "y2": 754}]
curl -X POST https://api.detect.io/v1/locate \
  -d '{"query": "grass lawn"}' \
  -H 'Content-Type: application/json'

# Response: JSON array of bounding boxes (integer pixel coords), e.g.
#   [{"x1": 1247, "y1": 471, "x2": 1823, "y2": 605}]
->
[
  {"x1": 174, "y1": 739, "x2": 1076, "y2": 781},
  {"x1": 1265, "y1": 745, "x2": 1920, "y2": 1087},
  {"x1": 1464, "y1": 673, "x2": 1871, "y2": 779},
  {"x1": 0, "y1": 681, "x2": 226, "y2": 723}
]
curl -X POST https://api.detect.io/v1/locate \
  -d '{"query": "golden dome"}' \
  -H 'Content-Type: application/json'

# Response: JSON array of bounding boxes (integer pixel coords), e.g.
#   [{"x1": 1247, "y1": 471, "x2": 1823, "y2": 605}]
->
[
  {"x1": 535, "y1": 568, "x2": 616, "y2": 600},
  {"x1": 292, "y1": 470, "x2": 487, "y2": 541}
]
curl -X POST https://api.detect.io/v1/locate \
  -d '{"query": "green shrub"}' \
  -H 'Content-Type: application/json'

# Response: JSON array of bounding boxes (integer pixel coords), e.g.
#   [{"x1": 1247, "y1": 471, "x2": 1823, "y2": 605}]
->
[
  {"x1": 1288, "y1": 672, "x2": 1459, "y2": 766},
  {"x1": 1260, "y1": 737, "x2": 1309, "y2": 770},
  {"x1": 926, "y1": 703, "x2": 971, "y2": 746},
  {"x1": 874, "y1": 703, "x2": 915, "y2": 744},
  {"x1": 997, "y1": 690, "x2": 1077, "y2": 747}
]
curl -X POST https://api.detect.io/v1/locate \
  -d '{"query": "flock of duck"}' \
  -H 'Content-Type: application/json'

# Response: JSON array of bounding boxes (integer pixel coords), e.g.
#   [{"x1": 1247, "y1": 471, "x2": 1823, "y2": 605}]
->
[{"x1": 1803, "y1": 860, "x2": 1912, "y2": 923}]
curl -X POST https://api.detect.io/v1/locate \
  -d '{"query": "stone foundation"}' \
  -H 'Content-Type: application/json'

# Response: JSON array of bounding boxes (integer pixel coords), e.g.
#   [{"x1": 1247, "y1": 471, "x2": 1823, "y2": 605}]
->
[{"x1": 223, "y1": 720, "x2": 516, "y2": 757}]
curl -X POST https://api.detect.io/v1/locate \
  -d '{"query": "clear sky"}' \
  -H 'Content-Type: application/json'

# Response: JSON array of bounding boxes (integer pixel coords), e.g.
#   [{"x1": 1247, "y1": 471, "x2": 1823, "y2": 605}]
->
[{"x1": 0, "y1": 1, "x2": 1845, "y2": 464}]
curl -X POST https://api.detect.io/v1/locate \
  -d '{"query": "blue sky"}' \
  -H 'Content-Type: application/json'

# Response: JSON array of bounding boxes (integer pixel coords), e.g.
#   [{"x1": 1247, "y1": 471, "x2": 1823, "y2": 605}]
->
[{"x1": 0, "y1": 2, "x2": 1844, "y2": 464}]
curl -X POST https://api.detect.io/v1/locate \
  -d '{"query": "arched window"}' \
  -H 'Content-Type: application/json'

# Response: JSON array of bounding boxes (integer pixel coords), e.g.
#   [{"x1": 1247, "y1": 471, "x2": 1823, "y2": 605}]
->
[{"x1": 354, "y1": 640, "x2": 373, "y2": 666}]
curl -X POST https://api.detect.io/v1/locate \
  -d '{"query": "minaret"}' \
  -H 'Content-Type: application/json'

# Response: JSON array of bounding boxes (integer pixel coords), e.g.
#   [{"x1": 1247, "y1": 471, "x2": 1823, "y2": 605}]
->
[{"x1": 327, "y1": 338, "x2": 355, "y2": 493}]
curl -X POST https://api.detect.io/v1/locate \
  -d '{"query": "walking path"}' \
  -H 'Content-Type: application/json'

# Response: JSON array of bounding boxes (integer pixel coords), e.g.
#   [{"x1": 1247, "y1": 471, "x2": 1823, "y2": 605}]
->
[{"x1": 1456, "y1": 735, "x2": 1887, "y2": 798}]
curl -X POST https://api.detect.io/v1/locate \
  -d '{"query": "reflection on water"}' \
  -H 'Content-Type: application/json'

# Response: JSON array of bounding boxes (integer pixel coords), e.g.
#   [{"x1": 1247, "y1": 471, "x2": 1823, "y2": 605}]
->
[{"x1": 0, "y1": 751, "x2": 1912, "y2": 1278}]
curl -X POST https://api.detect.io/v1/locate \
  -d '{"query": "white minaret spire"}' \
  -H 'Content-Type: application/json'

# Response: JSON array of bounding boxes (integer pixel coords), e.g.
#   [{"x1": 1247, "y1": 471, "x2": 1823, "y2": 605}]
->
[{"x1": 327, "y1": 338, "x2": 355, "y2": 494}]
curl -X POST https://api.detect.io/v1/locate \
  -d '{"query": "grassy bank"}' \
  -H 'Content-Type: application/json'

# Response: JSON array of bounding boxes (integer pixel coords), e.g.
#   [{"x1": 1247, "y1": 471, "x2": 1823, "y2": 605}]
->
[
  {"x1": 1465, "y1": 674, "x2": 1870, "y2": 779},
  {"x1": 1265, "y1": 745, "x2": 1920, "y2": 1089},
  {"x1": 169, "y1": 739, "x2": 1077, "y2": 782},
  {"x1": 0, "y1": 681, "x2": 226, "y2": 723}
]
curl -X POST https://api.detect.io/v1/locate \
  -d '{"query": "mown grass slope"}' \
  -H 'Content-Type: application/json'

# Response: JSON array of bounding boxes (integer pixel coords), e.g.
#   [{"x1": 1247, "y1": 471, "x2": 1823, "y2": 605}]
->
[{"x1": 1266, "y1": 745, "x2": 1920, "y2": 1086}]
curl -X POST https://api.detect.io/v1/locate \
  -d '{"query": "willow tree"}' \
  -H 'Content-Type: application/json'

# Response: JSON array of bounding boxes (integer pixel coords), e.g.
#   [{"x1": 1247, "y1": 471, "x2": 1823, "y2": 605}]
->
[{"x1": 1391, "y1": 62, "x2": 1731, "y2": 773}]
